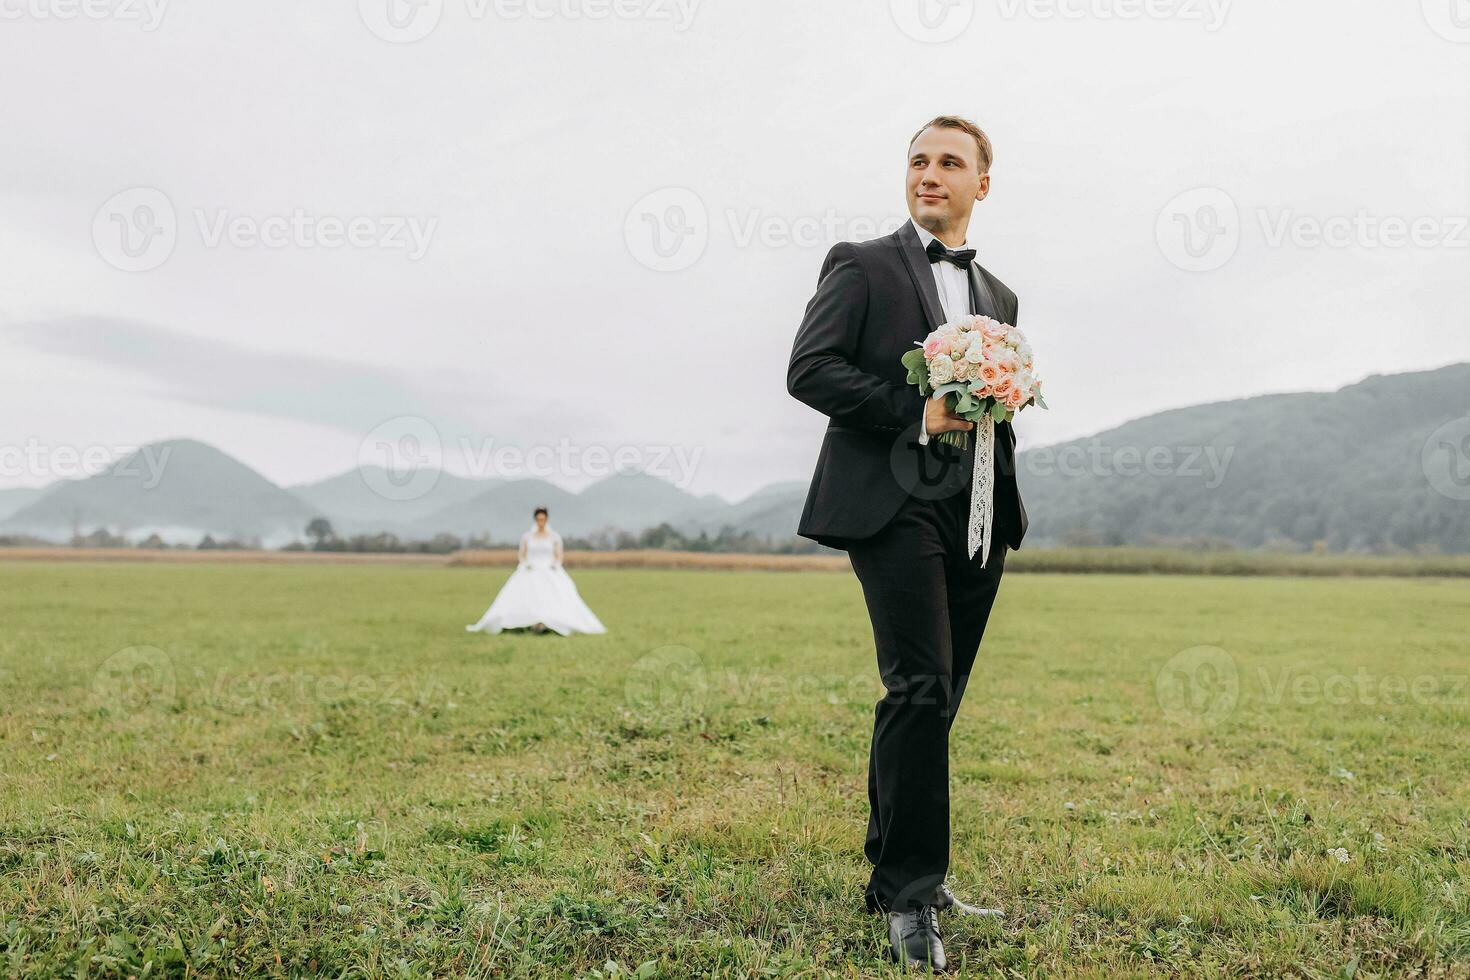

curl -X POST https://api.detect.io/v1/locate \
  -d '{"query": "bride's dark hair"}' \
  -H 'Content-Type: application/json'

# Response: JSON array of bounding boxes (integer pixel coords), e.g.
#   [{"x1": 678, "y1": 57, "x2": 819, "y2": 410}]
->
[{"x1": 533, "y1": 507, "x2": 548, "y2": 519}]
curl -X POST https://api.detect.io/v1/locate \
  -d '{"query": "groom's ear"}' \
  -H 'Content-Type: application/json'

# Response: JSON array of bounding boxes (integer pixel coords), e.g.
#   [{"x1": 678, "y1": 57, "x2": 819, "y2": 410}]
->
[{"x1": 975, "y1": 172, "x2": 991, "y2": 202}]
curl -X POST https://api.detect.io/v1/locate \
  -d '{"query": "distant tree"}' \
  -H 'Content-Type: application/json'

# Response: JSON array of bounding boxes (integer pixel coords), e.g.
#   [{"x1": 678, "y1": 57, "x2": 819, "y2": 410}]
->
[
  {"x1": 305, "y1": 517, "x2": 336, "y2": 550},
  {"x1": 72, "y1": 527, "x2": 128, "y2": 548}
]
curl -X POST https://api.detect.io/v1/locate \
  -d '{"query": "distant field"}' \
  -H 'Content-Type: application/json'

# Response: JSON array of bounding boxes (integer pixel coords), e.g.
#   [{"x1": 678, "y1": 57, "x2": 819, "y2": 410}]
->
[
  {"x1": 2, "y1": 561, "x2": 1469, "y2": 977},
  {"x1": 5, "y1": 544, "x2": 1470, "y2": 577}
]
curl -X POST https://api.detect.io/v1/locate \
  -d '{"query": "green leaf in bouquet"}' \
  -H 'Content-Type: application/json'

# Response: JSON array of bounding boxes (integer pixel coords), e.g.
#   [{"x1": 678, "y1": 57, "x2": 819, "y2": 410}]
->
[
  {"x1": 953, "y1": 392, "x2": 976, "y2": 415},
  {"x1": 900, "y1": 349, "x2": 930, "y2": 391},
  {"x1": 990, "y1": 400, "x2": 1009, "y2": 423},
  {"x1": 1033, "y1": 391, "x2": 1048, "y2": 410}
]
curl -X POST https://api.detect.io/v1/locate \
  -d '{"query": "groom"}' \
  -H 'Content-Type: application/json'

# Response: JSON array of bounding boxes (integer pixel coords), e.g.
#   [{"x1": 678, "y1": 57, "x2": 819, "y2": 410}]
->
[{"x1": 786, "y1": 115, "x2": 1027, "y2": 971}]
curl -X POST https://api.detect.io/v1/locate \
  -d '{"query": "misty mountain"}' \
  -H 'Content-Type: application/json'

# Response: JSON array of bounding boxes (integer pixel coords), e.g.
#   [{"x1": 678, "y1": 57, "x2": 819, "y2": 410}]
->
[
  {"x1": 3, "y1": 364, "x2": 1466, "y2": 553},
  {"x1": 0, "y1": 439, "x2": 321, "y2": 546},
  {"x1": 0, "y1": 485, "x2": 50, "y2": 521},
  {"x1": 1016, "y1": 363, "x2": 1470, "y2": 552},
  {"x1": 677, "y1": 480, "x2": 808, "y2": 540}
]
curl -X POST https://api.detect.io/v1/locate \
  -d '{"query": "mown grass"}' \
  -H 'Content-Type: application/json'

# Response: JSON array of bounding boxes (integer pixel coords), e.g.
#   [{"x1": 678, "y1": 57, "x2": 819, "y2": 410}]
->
[{"x1": 1, "y1": 561, "x2": 1468, "y2": 977}]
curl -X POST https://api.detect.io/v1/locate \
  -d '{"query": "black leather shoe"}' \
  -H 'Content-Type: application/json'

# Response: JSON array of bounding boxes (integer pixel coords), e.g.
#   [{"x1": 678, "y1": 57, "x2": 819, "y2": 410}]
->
[
  {"x1": 933, "y1": 881, "x2": 1004, "y2": 918},
  {"x1": 887, "y1": 904, "x2": 948, "y2": 972}
]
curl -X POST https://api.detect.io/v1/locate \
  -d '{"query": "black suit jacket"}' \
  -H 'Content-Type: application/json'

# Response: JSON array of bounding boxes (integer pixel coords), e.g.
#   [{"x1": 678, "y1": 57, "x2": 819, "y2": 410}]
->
[{"x1": 786, "y1": 219, "x2": 1028, "y2": 551}]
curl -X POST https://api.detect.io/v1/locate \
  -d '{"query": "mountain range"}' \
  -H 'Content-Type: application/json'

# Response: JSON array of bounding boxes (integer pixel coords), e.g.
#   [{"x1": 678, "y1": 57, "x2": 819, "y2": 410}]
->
[{"x1": 3, "y1": 363, "x2": 1467, "y2": 552}]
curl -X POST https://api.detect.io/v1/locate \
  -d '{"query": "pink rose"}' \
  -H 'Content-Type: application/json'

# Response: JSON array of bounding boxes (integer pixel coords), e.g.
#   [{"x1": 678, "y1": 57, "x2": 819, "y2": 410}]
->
[
  {"x1": 922, "y1": 334, "x2": 945, "y2": 359},
  {"x1": 1004, "y1": 385, "x2": 1027, "y2": 410},
  {"x1": 978, "y1": 362, "x2": 1002, "y2": 386},
  {"x1": 991, "y1": 375, "x2": 1014, "y2": 401}
]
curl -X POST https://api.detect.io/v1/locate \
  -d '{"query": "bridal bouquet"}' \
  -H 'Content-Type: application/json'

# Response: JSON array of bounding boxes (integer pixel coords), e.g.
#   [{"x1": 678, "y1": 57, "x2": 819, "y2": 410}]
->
[{"x1": 900, "y1": 314, "x2": 1046, "y2": 449}]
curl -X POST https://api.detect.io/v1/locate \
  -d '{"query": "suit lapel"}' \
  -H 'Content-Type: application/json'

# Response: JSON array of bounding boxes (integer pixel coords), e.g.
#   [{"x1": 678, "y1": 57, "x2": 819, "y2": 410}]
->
[
  {"x1": 897, "y1": 220, "x2": 946, "y2": 334},
  {"x1": 967, "y1": 262, "x2": 1001, "y2": 322}
]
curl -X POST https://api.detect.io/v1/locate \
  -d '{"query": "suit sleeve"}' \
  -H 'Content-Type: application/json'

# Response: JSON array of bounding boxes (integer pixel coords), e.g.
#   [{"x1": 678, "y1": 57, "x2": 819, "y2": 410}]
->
[{"x1": 786, "y1": 242, "x2": 917, "y2": 433}]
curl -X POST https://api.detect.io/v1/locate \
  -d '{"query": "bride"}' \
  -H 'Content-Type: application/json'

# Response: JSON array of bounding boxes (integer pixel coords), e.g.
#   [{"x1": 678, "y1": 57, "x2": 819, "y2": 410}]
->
[{"x1": 465, "y1": 507, "x2": 607, "y2": 636}]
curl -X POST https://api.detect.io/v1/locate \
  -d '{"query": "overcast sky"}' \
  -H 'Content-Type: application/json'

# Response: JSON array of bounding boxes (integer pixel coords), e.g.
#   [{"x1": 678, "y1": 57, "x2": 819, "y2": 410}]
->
[{"x1": 2, "y1": 0, "x2": 1467, "y2": 501}]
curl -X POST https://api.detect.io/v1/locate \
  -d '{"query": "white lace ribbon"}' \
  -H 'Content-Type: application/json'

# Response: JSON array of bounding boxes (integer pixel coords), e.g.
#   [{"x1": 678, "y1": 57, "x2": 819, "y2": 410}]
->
[{"x1": 967, "y1": 413, "x2": 995, "y2": 565}]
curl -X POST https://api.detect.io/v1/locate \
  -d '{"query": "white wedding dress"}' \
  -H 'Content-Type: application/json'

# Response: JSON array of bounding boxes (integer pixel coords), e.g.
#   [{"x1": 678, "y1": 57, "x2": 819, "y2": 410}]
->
[{"x1": 465, "y1": 527, "x2": 607, "y2": 636}]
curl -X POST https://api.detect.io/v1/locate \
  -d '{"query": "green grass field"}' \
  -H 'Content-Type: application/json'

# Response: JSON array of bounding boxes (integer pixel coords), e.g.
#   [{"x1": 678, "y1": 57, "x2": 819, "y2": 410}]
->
[{"x1": 2, "y1": 561, "x2": 1468, "y2": 977}]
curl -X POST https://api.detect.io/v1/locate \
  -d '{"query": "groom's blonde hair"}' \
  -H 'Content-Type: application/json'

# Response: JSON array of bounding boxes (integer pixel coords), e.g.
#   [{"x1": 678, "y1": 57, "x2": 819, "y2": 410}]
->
[{"x1": 910, "y1": 115, "x2": 993, "y2": 175}]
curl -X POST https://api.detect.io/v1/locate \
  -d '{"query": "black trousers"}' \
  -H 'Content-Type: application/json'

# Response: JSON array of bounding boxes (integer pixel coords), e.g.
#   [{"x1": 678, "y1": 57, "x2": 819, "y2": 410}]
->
[{"x1": 847, "y1": 483, "x2": 1010, "y2": 914}]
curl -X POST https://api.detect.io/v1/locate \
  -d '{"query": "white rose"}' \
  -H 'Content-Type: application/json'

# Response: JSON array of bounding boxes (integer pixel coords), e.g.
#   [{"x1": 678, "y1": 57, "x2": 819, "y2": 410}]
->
[{"x1": 928, "y1": 355, "x2": 954, "y2": 384}]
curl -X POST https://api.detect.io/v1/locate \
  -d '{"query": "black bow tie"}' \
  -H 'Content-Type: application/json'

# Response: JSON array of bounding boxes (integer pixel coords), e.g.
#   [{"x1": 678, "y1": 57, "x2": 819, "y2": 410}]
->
[{"x1": 926, "y1": 237, "x2": 975, "y2": 269}]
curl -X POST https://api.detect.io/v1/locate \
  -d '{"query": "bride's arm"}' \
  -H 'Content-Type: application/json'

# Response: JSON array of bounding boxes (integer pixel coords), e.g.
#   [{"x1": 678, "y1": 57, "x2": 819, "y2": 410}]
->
[{"x1": 553, "y1": 533, "x2": 564, "y2": 568}]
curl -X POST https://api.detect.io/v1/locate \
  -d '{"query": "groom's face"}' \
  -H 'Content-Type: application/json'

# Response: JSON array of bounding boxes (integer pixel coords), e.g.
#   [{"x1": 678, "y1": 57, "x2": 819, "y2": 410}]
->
[{"x1": 906, "y1": 126, "x2": 989, "y2": 234}]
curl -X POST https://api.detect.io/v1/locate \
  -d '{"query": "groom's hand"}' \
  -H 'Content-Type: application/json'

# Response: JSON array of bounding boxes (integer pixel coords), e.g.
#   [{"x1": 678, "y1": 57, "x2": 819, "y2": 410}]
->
[{"x1": 924, "y1": 396, "x2": 975, "y2": 436}]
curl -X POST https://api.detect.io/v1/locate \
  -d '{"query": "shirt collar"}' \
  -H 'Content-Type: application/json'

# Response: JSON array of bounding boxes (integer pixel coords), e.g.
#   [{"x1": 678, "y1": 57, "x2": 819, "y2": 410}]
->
[{"x1": 909, "y1": 216, "x2": 968, "y2": 253}]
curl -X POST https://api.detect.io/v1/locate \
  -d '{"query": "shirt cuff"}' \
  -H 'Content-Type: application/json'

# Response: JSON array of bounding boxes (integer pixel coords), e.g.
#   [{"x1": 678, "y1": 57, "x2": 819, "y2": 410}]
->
[{"x1": 917, "y1": 400, "x2": 930, "y2": 446}]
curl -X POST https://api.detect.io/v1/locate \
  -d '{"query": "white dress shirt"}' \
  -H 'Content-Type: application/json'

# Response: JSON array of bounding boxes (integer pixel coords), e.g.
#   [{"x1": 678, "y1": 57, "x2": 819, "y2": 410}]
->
[{"x1": 910, "y1": 217, "x2": 973, "y2": 446}]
